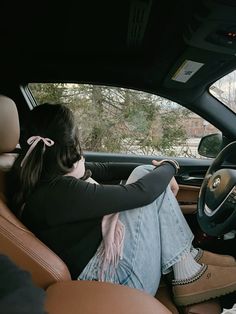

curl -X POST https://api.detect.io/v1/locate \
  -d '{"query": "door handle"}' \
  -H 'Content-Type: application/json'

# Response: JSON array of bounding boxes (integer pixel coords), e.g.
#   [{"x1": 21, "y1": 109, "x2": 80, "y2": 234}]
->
[{"x1": 181, "y1": 176, "x2": 204, "y2": 182}]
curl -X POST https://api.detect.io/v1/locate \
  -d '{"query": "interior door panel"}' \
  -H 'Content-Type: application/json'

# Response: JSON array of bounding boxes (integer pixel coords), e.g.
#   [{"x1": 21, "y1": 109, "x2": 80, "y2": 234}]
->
[
  {"x1": 84, "y1": 152, "x2": 212, "y2": 169},
  {"x1": 177, "y1": 185, "x2": 200, "y2": 214}
]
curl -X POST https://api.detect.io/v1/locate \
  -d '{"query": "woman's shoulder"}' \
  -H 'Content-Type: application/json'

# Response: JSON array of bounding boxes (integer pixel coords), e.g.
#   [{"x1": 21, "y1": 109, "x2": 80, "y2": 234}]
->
[{"x1": 25, "y1": 175, "x2": 84, "y2": 210}]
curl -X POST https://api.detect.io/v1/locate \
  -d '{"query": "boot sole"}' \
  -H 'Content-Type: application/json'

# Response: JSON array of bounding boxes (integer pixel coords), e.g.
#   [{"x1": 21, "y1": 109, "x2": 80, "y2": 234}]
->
[{"x1": 174, "y1": 281, "x2": 236, "y2": 306}]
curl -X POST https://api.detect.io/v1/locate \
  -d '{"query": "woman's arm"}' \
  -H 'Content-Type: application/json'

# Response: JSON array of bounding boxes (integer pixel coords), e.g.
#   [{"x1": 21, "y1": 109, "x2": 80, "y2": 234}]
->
[{"x1": 45, "y1": 163, "x2": 176, "y2": 224}]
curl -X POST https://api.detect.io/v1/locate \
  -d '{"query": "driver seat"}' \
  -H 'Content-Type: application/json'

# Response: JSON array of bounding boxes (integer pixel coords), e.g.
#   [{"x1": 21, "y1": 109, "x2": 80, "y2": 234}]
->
[{"x1": 0, "y1": 95, "x2": 172, "y2": 314}]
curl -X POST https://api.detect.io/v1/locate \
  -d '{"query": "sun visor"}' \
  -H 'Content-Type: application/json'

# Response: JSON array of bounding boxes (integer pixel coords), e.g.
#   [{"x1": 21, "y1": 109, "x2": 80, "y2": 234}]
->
[{"x1": 164, "y1": 47, "x2": 233, "y2": 89}]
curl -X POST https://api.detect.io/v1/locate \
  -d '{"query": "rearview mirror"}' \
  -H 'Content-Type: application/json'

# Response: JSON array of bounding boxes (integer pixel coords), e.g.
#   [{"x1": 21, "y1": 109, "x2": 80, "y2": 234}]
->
[{"x1": 198, "y1": 133, "x2": 223, "y2": 158}]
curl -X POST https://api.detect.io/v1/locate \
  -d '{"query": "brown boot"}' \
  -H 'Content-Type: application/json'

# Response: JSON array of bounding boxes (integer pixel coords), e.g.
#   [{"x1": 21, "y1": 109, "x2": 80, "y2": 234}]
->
[
  {"x1": 196, "y1": 249, "x2": 236, "y2": 267},
  {"x1": 173, "y1": 264, "x2": 236, "y2": 306}
]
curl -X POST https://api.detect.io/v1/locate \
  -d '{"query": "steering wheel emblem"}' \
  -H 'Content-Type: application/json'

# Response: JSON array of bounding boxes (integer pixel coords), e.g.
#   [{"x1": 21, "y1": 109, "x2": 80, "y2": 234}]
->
[{"x1": 212, "y1": 177, "x2": 221, "y2": 189}]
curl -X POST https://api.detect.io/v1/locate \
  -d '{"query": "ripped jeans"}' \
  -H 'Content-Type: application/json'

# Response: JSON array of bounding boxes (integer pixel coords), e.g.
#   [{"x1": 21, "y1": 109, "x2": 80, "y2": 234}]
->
[{"x1": 78, "y1": 165, "x2": 194, "y2": 296}]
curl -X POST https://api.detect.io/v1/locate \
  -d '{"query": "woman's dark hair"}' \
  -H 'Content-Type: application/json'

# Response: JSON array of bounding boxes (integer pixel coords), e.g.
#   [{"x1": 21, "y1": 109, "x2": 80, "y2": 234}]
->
[{"x1": 11, "y1": 103, "x2": 83, "y2": 215}]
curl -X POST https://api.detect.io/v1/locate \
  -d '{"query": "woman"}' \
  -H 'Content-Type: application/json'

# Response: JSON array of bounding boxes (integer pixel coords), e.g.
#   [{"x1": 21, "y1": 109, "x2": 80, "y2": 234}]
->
[{"x1": 7, "y1": 103, "x2": 236, "y2": 307}]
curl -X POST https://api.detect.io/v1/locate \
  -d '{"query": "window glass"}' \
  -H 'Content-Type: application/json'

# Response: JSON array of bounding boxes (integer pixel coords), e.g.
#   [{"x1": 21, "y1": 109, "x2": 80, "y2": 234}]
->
[
  {"x1": 29, "y1": 83, "x2": 219, "y2": 158},
  {"x1": 209, "y1": 70, "x2": 236, "y2": 113}
]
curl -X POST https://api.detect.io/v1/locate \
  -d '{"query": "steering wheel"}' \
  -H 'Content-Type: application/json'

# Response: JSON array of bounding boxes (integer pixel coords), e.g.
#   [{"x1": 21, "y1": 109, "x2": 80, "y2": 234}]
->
[{"x1": 197, "y1": 141, "x2": 236, "y2": 236}]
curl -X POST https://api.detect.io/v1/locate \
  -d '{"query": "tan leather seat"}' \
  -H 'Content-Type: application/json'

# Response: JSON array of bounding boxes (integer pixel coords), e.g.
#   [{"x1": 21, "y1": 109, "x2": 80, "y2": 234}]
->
[
  {"x1": 45, "y1": 281, "x2": 171, "y2": 314},
  {"x1": 0, "y1": 95, "x2": 173, "y2": 313}
]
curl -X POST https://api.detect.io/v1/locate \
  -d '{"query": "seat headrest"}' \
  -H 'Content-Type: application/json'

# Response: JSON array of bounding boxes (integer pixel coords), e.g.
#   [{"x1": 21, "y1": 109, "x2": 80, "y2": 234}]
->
[{"x1": 0, "y1": 95, "x2": 20, "y2": 153}]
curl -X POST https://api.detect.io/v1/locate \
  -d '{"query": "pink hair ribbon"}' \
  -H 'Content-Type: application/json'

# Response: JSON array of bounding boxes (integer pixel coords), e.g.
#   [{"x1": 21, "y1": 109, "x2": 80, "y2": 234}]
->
[{"x1": 20, "y1": 136, "x2": 54, "y2": 167}]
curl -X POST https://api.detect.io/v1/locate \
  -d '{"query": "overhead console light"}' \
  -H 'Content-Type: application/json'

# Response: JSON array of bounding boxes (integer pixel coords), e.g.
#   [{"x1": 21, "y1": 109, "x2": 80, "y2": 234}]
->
[
  {"x1": 184, "y1": 0, "x2": 236, "y2": 55},
  {"x1": 206, "y1": 27, "x2": 236, "y2": 50}
]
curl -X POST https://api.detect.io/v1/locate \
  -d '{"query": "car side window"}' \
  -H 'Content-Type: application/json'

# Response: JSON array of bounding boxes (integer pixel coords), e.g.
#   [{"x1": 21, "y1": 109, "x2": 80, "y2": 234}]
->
[
  {"x1": 29, "y1": 83, "x2": 220, "y2": 158},
  {"x1": 210, "y1": 70, "x2": 236, "y2": 113}
]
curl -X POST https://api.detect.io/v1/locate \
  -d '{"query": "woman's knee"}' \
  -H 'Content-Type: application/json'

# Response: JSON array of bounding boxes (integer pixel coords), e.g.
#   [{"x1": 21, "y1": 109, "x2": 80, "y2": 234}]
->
[{"x1": 126, "y1": 164, "x2": 155, "y2": 184}]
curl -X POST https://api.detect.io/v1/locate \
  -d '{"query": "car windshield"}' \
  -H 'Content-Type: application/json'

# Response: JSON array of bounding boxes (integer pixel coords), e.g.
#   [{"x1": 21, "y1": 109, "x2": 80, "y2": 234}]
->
[{"x1": 209, "y1": 70, "x2": 236, "y2": 113}]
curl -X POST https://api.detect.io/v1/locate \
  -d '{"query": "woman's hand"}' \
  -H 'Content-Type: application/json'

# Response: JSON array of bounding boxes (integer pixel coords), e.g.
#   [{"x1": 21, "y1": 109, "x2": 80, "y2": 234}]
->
[
  {"x1": 152, "y1": 160, "x2": 179, "y2": 196},
  {"x1": 169, "y1": 177, "x2": 179, "y2": 196}
]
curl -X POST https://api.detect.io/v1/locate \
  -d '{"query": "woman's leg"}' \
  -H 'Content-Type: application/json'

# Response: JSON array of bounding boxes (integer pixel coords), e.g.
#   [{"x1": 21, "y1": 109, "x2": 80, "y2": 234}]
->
[
  {"x1": 79, "y1": 165, "x2": 236, "y2": 306},
  {"x1": 125, "y1": 165, "x2": 194, "y2": 274},
  {"x1": 79, "y1": 165, "x2": 193, "y2": 295}
]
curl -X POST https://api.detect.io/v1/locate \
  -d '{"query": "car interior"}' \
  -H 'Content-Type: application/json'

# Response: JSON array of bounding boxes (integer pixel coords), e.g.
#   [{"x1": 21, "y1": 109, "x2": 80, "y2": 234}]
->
[{"x1": 0, "y1": 0, "x2": 236, "y2": 313}]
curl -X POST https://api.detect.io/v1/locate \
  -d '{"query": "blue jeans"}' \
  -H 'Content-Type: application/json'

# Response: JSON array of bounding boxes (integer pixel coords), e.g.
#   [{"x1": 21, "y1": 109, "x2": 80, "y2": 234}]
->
[{"x1": 78, "y1": 165, "x2": 194, "y2": 296}]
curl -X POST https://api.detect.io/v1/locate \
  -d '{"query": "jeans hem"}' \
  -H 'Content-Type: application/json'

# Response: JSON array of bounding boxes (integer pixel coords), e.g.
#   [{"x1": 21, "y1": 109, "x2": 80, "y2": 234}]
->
[{"x1": 161, "y1": 235, "x2": 194, "y2": 274}]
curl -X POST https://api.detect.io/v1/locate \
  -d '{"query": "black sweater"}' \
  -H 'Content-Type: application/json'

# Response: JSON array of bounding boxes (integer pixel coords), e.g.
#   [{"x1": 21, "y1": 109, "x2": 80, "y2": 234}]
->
[{"x1": 10, "y1": 162, "x2": 175, "y2": 279}]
